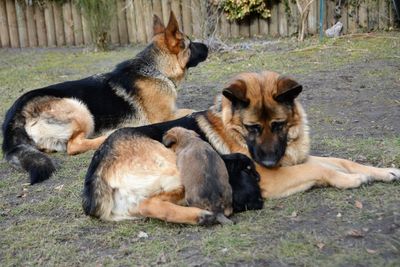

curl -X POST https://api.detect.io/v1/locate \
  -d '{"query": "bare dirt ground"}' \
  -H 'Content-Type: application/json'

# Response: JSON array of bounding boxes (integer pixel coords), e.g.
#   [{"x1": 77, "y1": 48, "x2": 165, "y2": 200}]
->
[{"x1": 0, "y1": 32, "x2": 399, "y2": 266}]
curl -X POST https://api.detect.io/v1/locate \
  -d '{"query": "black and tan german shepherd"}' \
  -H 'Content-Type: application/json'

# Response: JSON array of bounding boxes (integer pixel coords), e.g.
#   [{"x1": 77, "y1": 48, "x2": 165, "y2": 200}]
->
[
  {"x1": 82, "y1": 71, "x2": 399, "y2": 224},
  {"x1": 2, "y1": 12, "x2": 208, "y2": 184}
]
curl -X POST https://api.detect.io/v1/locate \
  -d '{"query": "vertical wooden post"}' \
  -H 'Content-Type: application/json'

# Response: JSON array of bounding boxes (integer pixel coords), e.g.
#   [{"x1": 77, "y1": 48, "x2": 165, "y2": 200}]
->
[
  {"x1": 389, "y1": 0, "x2": 395, "y2": 28},
  {"x1": 152, "y1": 0, "x2": 163, "y2": 20},
  {"x1": 278, "y1": 2, "x2": 288, "y2": 36},
  {"x1": 25, "y1": 4, "x2": 37, "y2": 47},
  {"x1": 367, "y1": 0, "x2": 379, "y2": 31},
  {"x1": 191, "y1": 0, "x2": 202, "y2": 38},
  {"x1": 171, "y1": 0, "x2": 182, "y2": 27},
  {"x1": 62, "y1": 2, "x2": 74, "y2": 46},
  {"x1": 6, "y1": 0, "x2": 19, "y2": 48},
  {"x1": 126, "y1": 0, "x2": 137, "y2": 44},
  {"x1": 15, "y1": 0, "x2": 28, "y2": 48},
  {"x1": 109, "y1": 0, "x2": 120, "y2": 45},
  {"x1": 379, "y1": 0, "x2": 389, "y2": 30},
  {"x1": 340, "y1": 2, "x2": 348, "y2": 34},
  {"x1": 259, "y1": 17, "x2": 269, "y2": 36},
  {"x1": 44, "y1": 4, "x2": 56, "y2": 47},
  {"x1": 35, "y1": 5, "x2": 47, "y2": 47},
  {"x1": 230, "y1": 20, "x2": 239, "y2": 38},
  {"x1": 249, "y1": 16, "x2": 259, "y2": 37},
  {"x1": 81, "y1": 7, "x2": 92, "y2": 45},
  {"x1": 161, "y1": 0, "x2": 171, "y2": 25},
  {"x1": 358, "y1": 1, "x2": 368, "y2": 30},
  {"x1": 116, "y1": 0, "x2": 128, "y2": 45},
  {"x1": 0, "y1": 0, "x2": 10, "y2": 47},
  {"x1": 134, "y1": 0, "x2": 147, "y2": 43},
  {"x1": 308, "y1": 0, "x2": 318, "y2": 34},
  {"x1": 347, "y1": 3, "x2": 358, "y2": 33},
  {"x1": 143, "y1": 0, "x2": 153, "y2": 42},
  {"x1": 53, "y1": 2, "x2": 65, "y2": 46},
  {"x1": 181, "y1": 0, "x2": 192, "y2": 36},
  {"x1": 220, "y1": 11, "x2": 230, "y2": 38},
  {"x1": 288, "y1": 1, "x2": 298, "y2": 36},
  {"x1": 326, "y1": 0, "x2": 335, "y2": 28},
  {"x1": 239, "y1": 18, "x2": 250, "y2": 37},
  {"x1": 269, "y1": 2, "x2": 279, "y2": 37},
  {"x1": 71, "y1": 4, "x2": 84, "y2": 45}
]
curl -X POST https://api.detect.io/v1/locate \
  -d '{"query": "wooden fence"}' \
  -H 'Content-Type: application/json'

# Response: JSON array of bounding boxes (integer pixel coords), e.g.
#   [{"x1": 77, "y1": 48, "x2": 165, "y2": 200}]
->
[{"x1": 0, "y1": 0, "x2": 398, "y2": 48}]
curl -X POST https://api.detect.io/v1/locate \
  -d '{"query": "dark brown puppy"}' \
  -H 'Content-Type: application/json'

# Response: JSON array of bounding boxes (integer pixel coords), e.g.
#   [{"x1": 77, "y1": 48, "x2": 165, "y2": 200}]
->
[{"x1": 163, "y1": 127, "x2": 233, "y2": 225}]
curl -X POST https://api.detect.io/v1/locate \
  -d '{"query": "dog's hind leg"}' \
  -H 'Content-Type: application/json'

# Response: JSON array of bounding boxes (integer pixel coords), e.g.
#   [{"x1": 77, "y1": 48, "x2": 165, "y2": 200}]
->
[
  {"x1": 138, "y1": 189, "x2": 216, "y2": 225},
  {"x1": 309, "y1": 156, "x2": 400, "y2": 182}
]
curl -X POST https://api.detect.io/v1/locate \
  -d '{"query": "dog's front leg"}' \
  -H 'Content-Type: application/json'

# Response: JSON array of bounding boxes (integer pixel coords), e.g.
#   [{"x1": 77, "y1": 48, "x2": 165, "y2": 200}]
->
[
  {"x1": 138, "y1": 189, "x2": 216, "y2": 225},
  {"x1": 257, "y1": 159, "x2": 374, "y2": 199},
  {"x1": 309, "y1": 156, "x2": 400, "y2": 182}
]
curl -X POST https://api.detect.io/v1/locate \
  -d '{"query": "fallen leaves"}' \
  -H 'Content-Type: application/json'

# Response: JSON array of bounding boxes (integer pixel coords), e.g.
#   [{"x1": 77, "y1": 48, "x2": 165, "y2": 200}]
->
[
  {"x1": 346, "y1": 229, "x2": 364, "y2": 238},
  {"x1": 355, "y1": 200, "x2": 363, "y2": 209}
]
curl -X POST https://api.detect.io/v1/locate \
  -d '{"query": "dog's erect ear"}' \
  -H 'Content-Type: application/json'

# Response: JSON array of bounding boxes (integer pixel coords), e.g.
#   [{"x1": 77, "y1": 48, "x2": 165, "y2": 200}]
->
[
  {"x1": 153, "y1": 14, "x2": 165, "y2": 35},
  {"x1": 275, "y1": 76, "x2": 303, "y2": 104},
  {"x1": 222, "y1": 79, "x2": 249, "y2": 107},
  {"x1": 165, "y1": 11, "x2": 182, "y2": 51},
  {"x1": 162, "y1": 132, "x2": 177, "y2": 148}
]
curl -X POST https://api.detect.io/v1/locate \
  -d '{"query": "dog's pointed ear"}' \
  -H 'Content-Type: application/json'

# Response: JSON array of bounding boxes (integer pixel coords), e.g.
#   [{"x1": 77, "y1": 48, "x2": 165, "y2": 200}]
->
[
  {"x1": 165, "y1": 11, "x2": 181, "y2": 52},
  {"x1": 162, "y1": 132, "x2": 177, "y2": 148},
  {"x1": 222, "y1": 79, "x2": 249, "y2": 107},
  {"x1": 275, "y1": 76, "x2": 302, "y2": 104},
  {"x1": 153, "y1": 14, "x2": 165, "y2": 35}
]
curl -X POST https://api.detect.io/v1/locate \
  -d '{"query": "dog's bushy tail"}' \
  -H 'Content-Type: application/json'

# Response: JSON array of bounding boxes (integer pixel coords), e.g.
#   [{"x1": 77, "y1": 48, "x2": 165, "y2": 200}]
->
[
  {"x1": 82, "y1": 146, "x2": 114, "y2": 220},
  {"x1": 2, "y1": 100, "x2": 55, "y2": 184}
]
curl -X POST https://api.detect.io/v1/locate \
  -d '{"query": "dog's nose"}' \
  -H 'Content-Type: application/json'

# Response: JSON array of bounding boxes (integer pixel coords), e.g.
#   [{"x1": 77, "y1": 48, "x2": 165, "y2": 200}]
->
[{"x1": 261, "y1": 160, "x2": 277, "y2": 168}]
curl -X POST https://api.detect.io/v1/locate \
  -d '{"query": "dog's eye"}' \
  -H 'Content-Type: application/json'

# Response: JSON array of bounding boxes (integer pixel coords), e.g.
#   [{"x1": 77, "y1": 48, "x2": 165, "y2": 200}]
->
[
  {"x1": 244, "y1": 124, "x2": 262, "y2": 134},
  {"x1": 246, "y1": 165, "x2": 252, "y2": 170},
  {"x1": 271, "y1": 121, "x2": 286, "y2": 132}
]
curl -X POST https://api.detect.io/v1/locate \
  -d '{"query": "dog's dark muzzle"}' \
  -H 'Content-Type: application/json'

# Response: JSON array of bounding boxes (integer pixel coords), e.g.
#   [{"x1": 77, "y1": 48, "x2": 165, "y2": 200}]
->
[
  {"x1": 247, "y1": 140, "x2": 287, "y2": 168},
  {"x1": 187, "y1": 42, "x2": 208, "y2": 68}
]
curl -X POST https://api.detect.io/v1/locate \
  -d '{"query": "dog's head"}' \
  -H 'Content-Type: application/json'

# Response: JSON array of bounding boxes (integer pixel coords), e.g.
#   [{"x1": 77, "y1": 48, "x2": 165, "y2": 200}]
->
[
  {"x1": 222, "y1": 153, "x2": 263, "y2": 213},
  {"x1": 162, "y1": 127, "x2": 200, "y2": 151},
  {"x1": 221, "y1": 71, "x2": 303, "y2": 168},
  {"x1": 152, "y1": 12, "x2": 208, "y2": 72}
]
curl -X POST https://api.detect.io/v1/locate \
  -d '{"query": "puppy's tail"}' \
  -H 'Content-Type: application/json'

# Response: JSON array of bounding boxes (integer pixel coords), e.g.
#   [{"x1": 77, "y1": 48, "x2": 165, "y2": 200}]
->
[
  {"x1": 2, "y1": 100, "x2": 55, "y2": 184},
  {"x1": 216, "y1": 213, "x2": 234, "y2": 225}
]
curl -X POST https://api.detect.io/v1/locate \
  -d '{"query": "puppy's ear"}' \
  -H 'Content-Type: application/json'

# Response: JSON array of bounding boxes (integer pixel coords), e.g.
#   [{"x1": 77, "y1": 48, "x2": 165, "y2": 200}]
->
[
  {"x1": 162, "y1": 132, "x2": 177, "y2": 148},
  {"x1": 222, "y1": 79, "x2": 249, "y2": 107},
  {"x1": 275, "y1": 76, "x2": 302, "y2": 105},
  {"x1": 153, "y1": 14, "x2": 165, "y2": 35}
]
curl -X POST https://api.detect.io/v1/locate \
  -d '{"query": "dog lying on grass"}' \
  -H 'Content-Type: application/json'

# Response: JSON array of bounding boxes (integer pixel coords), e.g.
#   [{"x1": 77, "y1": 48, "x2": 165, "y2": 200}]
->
[{"x1": 2, "y1": 12, "x2": 208, "y2": 184}]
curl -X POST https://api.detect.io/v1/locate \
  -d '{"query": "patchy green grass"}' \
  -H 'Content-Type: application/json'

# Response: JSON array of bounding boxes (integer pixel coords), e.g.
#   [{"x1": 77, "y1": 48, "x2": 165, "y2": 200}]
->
[{"x1": 0, "y1": 32, "x2": 399, "y2": 266}]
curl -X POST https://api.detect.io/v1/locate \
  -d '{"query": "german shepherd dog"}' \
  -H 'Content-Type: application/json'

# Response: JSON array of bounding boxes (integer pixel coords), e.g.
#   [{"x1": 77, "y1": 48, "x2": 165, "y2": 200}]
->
[
  {"x1": 1, "y1": 12, "x2": 208, "y2": 185},
  {"x1": 83, "y1": 70, "x2": 399, "y2": 224}
]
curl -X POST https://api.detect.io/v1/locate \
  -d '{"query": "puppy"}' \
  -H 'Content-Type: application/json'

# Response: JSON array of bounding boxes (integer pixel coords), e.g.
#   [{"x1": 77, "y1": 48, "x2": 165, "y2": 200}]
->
[
  {"x1": 221, "y1": 153, "x2": 264, "y2": 212},
  {"x1": 162, "y1": 127, "x2": 233, "y2": 225}
]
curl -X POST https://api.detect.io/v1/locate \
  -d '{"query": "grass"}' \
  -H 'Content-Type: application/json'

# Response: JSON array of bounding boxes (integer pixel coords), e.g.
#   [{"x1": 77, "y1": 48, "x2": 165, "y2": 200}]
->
[{"x1": 0, "y1": 32, "x2": 399, "y2": 266}]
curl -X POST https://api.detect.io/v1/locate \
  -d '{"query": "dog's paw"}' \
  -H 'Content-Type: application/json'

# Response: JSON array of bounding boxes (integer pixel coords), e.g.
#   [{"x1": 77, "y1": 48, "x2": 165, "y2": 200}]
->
[
  {"x1": 198, "y1": 211, "x2": 216, "y2": 226},
  {"x1": 379, "y1": 168, "x2": 400, "y2": 182}
]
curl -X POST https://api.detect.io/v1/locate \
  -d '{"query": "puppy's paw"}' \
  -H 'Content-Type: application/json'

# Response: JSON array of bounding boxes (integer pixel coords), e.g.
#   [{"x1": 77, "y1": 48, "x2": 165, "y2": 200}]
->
[{"x1": 198, "y1": 211, "x2": 216, "y2": 226}]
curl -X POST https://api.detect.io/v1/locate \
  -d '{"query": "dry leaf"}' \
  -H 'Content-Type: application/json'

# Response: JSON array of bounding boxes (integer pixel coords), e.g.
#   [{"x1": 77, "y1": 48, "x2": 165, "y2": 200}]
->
[
  {"x1": 366, "y1": 248, "x2": 377, "y2": 254},
  {"x1": 355, "y1": 200, "x2": 363, "y2": 209},
  {"x1": 346, "y1": 229, "x2": 364, "y2": 238},
  {"x1": 336, "y1": 212, "x2": 342, "y2": 218},
  {"x1": 316, "y1": 242, "x2": 325, "y2": 250},
  {"x1": 55, "y1": 184, "x2": 64, "y2": 191},
  {"x1": 290, "y1": 211, "x2": 298, "y2": 218}
]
